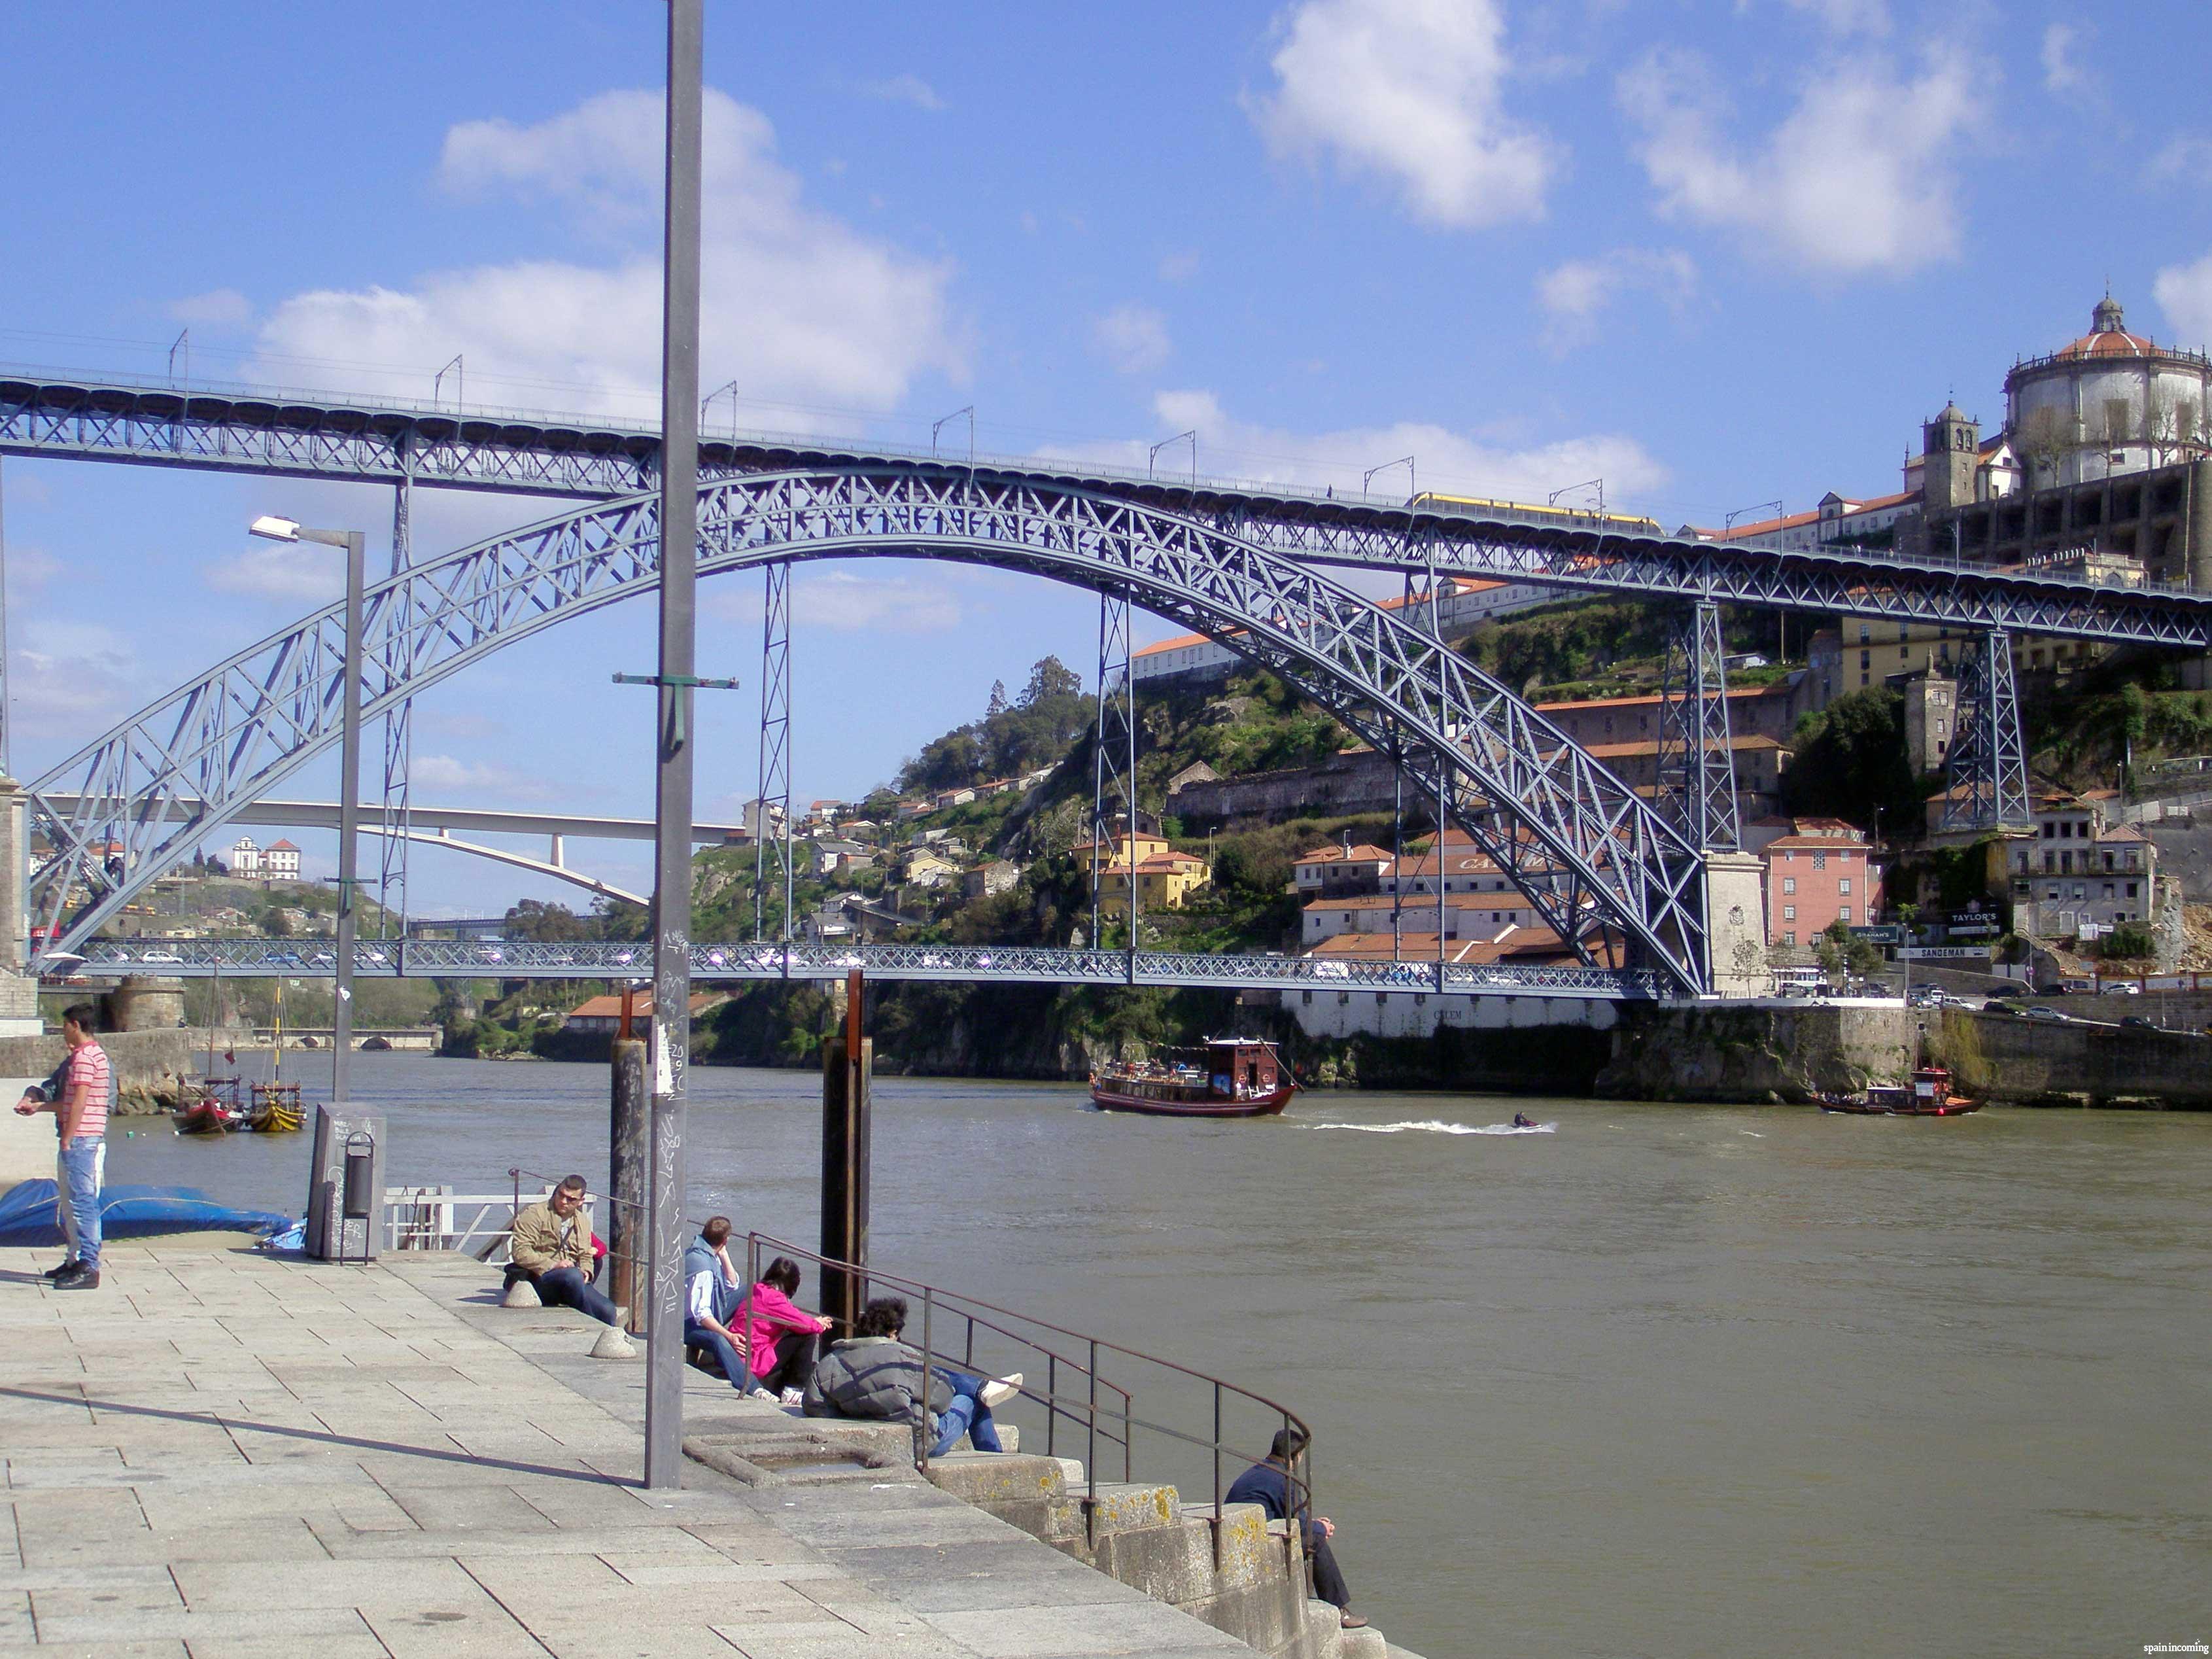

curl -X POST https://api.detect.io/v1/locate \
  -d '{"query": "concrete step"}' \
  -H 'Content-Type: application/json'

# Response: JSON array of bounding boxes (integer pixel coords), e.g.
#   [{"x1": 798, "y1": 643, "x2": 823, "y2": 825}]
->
[
  {"x1": 1341, "y1": 1626, "x2": 1387, "y2": 1659},
  {"x1": 1079, "y1": 1479, "x2": 1182, "y2": 1537}
]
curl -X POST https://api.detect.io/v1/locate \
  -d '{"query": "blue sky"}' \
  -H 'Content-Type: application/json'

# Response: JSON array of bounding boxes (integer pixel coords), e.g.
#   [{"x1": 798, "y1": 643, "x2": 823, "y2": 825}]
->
[{"x1": 5, "y1": 0, "x2": 2211, "y2": 917}]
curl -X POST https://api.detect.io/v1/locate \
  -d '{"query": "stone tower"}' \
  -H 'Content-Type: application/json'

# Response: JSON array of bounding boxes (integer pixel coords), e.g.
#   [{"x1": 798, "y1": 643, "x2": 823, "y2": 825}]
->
[{"x1": 1921, "y1": 401, "x2": 1979, "y2": 515}]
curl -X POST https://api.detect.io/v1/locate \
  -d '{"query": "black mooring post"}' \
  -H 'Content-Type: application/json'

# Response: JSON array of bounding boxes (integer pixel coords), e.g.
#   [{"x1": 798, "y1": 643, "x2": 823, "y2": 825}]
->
[{"x1": 821, "y1": 968, "x2": 871, "y2": 1334}]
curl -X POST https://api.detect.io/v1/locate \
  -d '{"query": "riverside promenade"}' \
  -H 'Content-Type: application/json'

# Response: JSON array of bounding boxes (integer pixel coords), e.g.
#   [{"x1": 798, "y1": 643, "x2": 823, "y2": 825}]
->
[{"x1": 0, "y1": 1238, "x2": 1285, "y2": 1659}]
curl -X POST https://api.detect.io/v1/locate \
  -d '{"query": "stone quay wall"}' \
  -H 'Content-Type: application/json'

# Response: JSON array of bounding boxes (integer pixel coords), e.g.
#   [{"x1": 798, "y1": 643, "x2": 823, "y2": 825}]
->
[{"x1": 1928, "y1": 1008, "x2": 2212, "y2": 1108}]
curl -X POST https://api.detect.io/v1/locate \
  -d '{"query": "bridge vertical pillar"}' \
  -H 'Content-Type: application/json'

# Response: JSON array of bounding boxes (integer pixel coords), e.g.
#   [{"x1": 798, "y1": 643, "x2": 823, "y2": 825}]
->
[
  {"x1": 1657, "y1": 601, "x2": 1740, "y2": 850},
  {"x1": 377, "y1": 445, "x2": 413, "y2": 935},
  {"x1": 1940, "y1": 629, "x2": 2030, "y2": 832},
  {"x1": 1090, "y1": 588, "x2": 1137, "y2": 950},
  {"x1": 752, "y1": 560, "x2": 793, "y2": 941}
]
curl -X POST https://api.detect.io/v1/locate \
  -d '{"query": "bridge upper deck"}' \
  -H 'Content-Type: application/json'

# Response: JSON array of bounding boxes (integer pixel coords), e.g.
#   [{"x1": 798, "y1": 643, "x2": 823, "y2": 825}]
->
[{"x1": 9, "y1": 365, "x2": 2212, "y2": 644}]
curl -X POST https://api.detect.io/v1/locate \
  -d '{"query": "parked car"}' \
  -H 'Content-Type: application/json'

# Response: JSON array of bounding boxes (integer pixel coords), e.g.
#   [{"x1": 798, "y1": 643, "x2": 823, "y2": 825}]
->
[
  {"x1": 1984, "y1": 999, "x2": 2024, "y2": 1014},
  {"x1": 2101, "y1": 982, "x2": 2141, "y2": 996},
  {"x1": 2118, "y1": 1015, "x2": 2159, "y2": 1032},
  {"x1": 2022, "y1": 1005, "x2": 2065, "y2": 1022}
]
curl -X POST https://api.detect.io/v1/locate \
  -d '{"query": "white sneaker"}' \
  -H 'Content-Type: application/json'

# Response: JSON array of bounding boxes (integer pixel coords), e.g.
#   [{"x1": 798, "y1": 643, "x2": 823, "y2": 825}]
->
[
  {"x1": 748, "y1": 1386, "x2": 776, "y2": 1403},
  {"x1": 779, "y1": 1387, "x2": 804, "y2": 1406},
  {"x1": 980, "y1": 1372, "x2": 1022, "y2": 1408}
]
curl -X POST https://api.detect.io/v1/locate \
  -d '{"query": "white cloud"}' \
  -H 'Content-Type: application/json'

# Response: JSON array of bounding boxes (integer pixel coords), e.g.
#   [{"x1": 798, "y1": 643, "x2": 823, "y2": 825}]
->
[
  {"x1": 10, "y1": 621, "x2": 140, "y2": 720},
  {"x1": 254, "y1": 88, "x2": 962, "y2": 427},
  {"x1": 709, "y1": 568, "x2": 962, "y2": 635},
  {"x1": 1158, "y1": 249, "x2": 1202, "y2": 283},
  {"x1": 1092, "y1": 304, "x2": 1172, "y2": 374},
  {"x1": 1617, "y1": 44, "x2": 1986, "y2": 277},
  {"x1": 169, "y1": 288, "x2": 254, "y2": 328},
  {"x1": 794, "y1": 570, "x2": 961, "y2": 633},
  {"x1": 2153, "y1": 252, "x2": 2212, "y2": 350},
  {"x1": 857, "y1": 74, "x2": 946, "y2": 113},
  {"x1": 203, "y1": 542, "x2": 348, "y2": 604},
  {"x1": 1535, "y1": 247, "x2": 1697, "y2": 351},
  {"x1": 1754, "y1": 0, "x2": 1890, "y2": 35},
  {"x1": 2039, "y1": 22, "x2": 2083, "y2": 92},
  {"x1": 409, "y1": 753, "x2": 560, "y2": 801},
  {"x1": 1046, "y1": 389, "x2": 1669, "y2": 514},
  {"x1": 2152, "y1": 134, "x2": 2212, "y2": 184},
  {"x1": 1250, "y1": 0, "x2": 1557, "y2": 230}
]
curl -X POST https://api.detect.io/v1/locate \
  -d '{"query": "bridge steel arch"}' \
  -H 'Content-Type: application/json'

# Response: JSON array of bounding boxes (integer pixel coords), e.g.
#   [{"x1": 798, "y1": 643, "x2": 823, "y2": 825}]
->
[{"x1": 26, "y1": 468, "x2": 1711, "y2": 991}]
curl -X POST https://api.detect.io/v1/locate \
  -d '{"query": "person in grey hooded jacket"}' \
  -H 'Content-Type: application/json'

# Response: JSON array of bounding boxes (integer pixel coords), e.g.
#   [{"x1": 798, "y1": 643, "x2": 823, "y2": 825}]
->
[{"x1": 803, "y1": 1295, "x2": 1020, "y2": 1459}]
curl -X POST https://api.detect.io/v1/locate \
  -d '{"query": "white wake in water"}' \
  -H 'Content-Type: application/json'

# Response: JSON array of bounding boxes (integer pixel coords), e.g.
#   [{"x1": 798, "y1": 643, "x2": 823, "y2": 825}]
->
[{"x1": 1307, "y1": 1119, "x2": 1553, "y2": 1136}]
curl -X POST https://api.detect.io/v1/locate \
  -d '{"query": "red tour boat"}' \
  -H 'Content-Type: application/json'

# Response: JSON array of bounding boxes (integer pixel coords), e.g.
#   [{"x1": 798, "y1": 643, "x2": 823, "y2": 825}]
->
[{"x1": 1089, "y1": 1038, "x2": 1298, "y2": 1119}]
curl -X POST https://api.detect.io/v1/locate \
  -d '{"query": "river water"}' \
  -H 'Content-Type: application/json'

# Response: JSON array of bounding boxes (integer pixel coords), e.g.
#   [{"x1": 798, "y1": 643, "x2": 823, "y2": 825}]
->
[{"x1": 97, "y1": 1054, "x2": 2212, "y2": 1658}]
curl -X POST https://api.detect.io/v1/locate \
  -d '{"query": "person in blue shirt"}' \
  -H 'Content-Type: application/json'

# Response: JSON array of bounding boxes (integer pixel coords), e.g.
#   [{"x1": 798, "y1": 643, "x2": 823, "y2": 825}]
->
[
  {"x1": 682, "y1": 1216, "x2": 768, "y2": 1399},
  {"x1": 1225, "y1": 1427, "x2": 1363, "y2": 1630}
]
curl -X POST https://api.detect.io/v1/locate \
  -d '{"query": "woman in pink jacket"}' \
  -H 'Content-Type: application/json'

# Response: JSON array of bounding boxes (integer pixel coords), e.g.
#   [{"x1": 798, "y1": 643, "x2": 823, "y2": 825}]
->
[{"x1": 740, "y1": 1255, "x2": 833, "y2": 1405}]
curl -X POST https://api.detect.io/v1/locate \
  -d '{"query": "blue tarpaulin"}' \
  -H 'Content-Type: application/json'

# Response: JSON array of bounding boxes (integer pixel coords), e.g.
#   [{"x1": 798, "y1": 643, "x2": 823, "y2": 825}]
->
[{"x1": 0, "y1": 1180, "x2": 294, "y2": 1247}]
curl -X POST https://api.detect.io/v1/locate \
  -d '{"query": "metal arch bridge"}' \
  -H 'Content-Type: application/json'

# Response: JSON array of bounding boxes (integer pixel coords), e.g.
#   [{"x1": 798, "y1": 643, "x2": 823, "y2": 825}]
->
[
  {"x1": 27, "y1": 466, "x2": 1716, "y2": 992},
  {"x1": 67, "y1": 936, "x2": 1663, "y2": 1002},
  {"x1": 7, "y1": 368, "x2": 2212, "y2": 645}
]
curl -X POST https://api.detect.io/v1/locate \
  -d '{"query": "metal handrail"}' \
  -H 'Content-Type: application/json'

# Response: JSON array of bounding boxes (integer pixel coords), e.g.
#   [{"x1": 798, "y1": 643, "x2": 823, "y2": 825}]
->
[{"x1": 740, "y1": 1230, "x2": 1316, "y2": 1570}]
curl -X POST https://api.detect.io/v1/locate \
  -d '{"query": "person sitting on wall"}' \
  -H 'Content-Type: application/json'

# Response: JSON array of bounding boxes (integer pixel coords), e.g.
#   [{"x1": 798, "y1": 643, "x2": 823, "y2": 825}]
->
[
  {"x1": 1226, "y1": 1427, "x2": 1364, "y2": 1630},
  {"x1": 738, "y1": 1255, "x2": 835, "y2": 1406},
  {"x1": 506, "y1": 1175, "x2": 619, "y2": 1325},
  {"x1": 802, "y1": 1295, "x2": 1021, "y2": 1460},
  {"x1": 683, "y1": 1216, "x2": 765, "y2": 1397}
]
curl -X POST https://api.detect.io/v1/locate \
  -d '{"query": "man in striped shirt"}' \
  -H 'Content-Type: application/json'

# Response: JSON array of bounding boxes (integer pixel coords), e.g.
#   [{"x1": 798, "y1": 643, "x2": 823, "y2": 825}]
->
[{"x1": 14, "y1": 1004, "x2": 112, "y2": 1289}]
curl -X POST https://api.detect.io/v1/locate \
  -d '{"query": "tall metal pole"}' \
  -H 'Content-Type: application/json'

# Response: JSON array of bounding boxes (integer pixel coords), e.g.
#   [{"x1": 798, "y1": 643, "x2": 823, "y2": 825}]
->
[
  {"x1": 332, "y1": 530, "x2": 364, "y2": 1104},
  {"x1": 645, "y1": 0, "x2": 704, "y2": 1493}
]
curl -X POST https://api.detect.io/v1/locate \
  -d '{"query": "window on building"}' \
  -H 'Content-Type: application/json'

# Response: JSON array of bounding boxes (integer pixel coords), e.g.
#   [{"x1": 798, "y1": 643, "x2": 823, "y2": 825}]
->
[
  {"x1": 1813, "y1": 851, "x2": 1828, "y2": 869},
  {"x1": 1840, "y1": 906, "x2": 1852, "y2": 922},
  {"x1": 1783, "y1": 877, "x2": 1797, "y2": 894},
  {"x1": 1839, "y1": 878, "x2": 1852, "y2": 894},
  {"x1": 1784, "y1": 905, "x2": 1797, "y2": 922},
  {"x1": 1784, "y1": 930, "x2": 1797, "y2": 947},
  {"x1": 2126, "y1": 882, "x2": 2139, "y2": 898}
]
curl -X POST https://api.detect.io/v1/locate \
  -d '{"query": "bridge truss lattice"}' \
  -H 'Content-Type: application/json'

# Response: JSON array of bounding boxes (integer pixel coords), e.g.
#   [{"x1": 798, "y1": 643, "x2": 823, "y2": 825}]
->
[{"x1": 26, "y1": 468, "x2": 1714, "y2": 992}]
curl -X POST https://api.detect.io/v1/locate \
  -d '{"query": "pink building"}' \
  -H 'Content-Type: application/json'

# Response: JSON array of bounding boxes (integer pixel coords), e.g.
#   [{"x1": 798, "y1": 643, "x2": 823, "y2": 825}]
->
[{"x1": 1755, "y1": 820, "x2": 1873, "y2": 949}]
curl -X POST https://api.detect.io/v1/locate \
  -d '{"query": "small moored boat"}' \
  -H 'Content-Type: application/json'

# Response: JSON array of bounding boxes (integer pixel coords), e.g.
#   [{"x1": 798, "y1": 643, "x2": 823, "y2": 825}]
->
[{"x1": 1090, "y1": 1038, "x2": 1298, "y2": 1119}]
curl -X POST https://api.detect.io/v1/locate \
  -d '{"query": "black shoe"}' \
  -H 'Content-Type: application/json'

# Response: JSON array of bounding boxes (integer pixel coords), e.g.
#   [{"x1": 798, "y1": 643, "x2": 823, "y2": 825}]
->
[
  {"x1": 41, "y1": 1259, "x2": 78, "y2": 1280},
  {"x1": 52, "y1": 1264, "x2": 99, "y2": 1290}
]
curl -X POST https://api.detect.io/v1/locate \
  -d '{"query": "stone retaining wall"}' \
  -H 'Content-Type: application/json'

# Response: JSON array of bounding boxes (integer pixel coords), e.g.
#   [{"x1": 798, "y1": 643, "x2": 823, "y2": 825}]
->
[{"x1": 1928, "y1": 1009, "x2": 2212, "y2": 1108}]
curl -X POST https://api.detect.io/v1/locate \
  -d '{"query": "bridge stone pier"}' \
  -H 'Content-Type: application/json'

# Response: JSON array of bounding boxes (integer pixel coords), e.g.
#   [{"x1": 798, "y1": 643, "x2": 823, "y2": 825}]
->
[
  {"x1": 0, "y1": 776, "x2": 39, "y2": 1036},
  {"x1": 1704, "y1": 850, "x2": 1772, "y2": 998}
]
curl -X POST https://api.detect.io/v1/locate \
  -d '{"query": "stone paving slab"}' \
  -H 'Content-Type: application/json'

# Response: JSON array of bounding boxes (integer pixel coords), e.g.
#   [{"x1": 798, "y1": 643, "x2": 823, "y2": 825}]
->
[{"x1": 0, "y1": 1243, "x2": 1270, "y2": 1658}]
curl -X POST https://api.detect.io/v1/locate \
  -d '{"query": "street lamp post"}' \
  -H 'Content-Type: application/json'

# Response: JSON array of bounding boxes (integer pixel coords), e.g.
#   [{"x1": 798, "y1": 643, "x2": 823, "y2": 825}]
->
[{"x1": 249, "y1": 515, "x2": 364, "y2": 1103}]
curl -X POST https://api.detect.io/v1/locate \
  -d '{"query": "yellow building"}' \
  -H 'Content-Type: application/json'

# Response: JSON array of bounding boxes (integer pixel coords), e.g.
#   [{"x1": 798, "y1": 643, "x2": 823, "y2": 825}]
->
[{"x1": 1075, "y1": 829, "x2": 1210, "y2": 918}]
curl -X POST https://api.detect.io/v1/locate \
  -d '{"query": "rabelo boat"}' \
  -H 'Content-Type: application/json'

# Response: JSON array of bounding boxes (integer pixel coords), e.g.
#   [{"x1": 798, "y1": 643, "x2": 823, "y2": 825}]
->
[{"x1": 1089, "y1": 1038, "x2": 1298, "y2": 1119}]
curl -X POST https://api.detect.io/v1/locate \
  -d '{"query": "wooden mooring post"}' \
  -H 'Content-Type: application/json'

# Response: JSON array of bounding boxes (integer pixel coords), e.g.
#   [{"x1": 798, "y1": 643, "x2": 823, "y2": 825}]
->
[
  {"x1": 821, "y1": 968, "x2": 871, "y2": 1333},
  {"x1": 609, "y1": 987, "x2": 648, "y2": 1334}
]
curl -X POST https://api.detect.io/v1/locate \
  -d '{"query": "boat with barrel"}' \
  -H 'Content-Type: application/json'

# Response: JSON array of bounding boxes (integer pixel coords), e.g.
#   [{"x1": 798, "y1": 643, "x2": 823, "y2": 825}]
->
[
  {"x1": 1089, "y1": 1038, "x2": 1298, "y2": 1118},
  {"x1": 1818, "y1": 1066, "x2": 1980, "y2": 1117}
]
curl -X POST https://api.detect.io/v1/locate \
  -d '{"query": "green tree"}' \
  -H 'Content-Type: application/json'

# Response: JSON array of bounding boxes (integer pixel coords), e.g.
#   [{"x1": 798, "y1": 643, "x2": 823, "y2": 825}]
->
[
  {"x1": 985, "y1": 678, "x2": 1009, "y2": 718},
  {"x1": 1782, "y1": 689, "x2": 1920, "y2": 833},
  {"x1": 1020, "y1": 655, "x2": 1083, "y2": 707}
]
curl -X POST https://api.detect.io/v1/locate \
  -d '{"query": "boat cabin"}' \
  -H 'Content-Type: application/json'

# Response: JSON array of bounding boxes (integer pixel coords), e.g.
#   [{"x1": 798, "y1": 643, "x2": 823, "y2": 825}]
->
[{"x1": 1208, "y1": 1038, "x2": 1282, "y2": 1101}]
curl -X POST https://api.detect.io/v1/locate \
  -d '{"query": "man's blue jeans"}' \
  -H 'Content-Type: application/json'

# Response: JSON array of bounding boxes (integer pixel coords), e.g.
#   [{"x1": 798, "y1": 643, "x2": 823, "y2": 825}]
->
[
  {"x1": 59, "y1": 1136, "x2": 103, "y2": 1270},
  {"x1": 685, "y1": 1320, "x2": 754, "y2": 1391},
  {"x1": 534, "y1": 1265, "x2": 617, "y2": 1325},
  {"x1": 931, "y1": 1371, "x2": 1003, "y2": 1456}
]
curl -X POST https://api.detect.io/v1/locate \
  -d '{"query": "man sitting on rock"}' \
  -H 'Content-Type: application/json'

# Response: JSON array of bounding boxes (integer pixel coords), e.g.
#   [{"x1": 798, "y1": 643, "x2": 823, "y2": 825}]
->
[
  {"x1": 683, "y1": 1216, "x2": 767, "y2": 1398},
  {"x1": 803, "y1": 1295, "x2": 1020, "y2": 1460},
  {"x1": 1227, "y1": 1427, "x2": 1364, "y2": 1630},
  {"x1": 505, "y1": 1175, "x2": 619, "y2": 1325}
]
